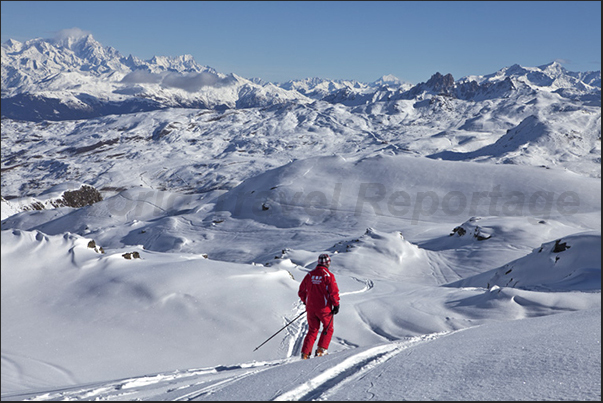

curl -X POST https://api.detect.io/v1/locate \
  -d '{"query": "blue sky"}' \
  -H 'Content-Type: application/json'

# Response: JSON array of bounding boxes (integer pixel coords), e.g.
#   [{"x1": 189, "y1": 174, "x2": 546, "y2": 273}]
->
[{"x1": 1, "y1": 1, "x2": 601, "y2": 84}]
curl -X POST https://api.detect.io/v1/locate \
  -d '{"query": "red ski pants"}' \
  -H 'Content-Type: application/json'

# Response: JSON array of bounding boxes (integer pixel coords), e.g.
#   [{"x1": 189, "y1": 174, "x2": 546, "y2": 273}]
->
[{"x1": 301, "y1": 309, "x2": 334, "y2": 356}]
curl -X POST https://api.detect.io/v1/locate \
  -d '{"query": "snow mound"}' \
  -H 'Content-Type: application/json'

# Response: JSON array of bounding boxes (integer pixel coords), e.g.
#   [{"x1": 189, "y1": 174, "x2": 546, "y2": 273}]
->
[
  {"x1": 1, "y1": 229, "x2": 300, "y2": 388},
  {"x1": 327, "y1": 227, "x2": 437, "y2": 284},
  {"x1": 447, "y1": 231, "x2": 601, "y2": 291}
]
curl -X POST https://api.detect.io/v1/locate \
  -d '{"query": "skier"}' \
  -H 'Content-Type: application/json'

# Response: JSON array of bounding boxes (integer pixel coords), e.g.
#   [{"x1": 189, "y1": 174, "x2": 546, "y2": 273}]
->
[{"x1": 298, "y1": 253, "x2": 340, "y2": 359}]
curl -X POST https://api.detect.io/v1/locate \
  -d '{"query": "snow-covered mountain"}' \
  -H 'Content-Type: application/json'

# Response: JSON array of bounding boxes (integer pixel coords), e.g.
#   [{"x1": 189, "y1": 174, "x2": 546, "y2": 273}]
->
[
  {"x1": 1, "y1": 33, "x2": 311, "y2": 120},
  {"x1": 2, "y1": 32, "x2": 600, "y2": 121},
  {"x1": 1, "y1": 31, "x2": 601, "y2": 401}
]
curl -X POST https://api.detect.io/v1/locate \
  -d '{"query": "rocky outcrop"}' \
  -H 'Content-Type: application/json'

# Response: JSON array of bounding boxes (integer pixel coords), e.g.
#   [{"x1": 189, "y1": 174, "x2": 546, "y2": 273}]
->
[{"x1": 54, "y1": 185, "x2": 103, "y2": 208}]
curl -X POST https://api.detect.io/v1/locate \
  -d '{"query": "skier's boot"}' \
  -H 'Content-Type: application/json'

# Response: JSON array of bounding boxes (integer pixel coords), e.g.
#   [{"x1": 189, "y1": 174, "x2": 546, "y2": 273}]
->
[
  {"x1": 315, "y1": 347, "x2": 327, "y2": 357},
  {"x1": 301, "y1": 352, "x2": 311, "y2": 360}
]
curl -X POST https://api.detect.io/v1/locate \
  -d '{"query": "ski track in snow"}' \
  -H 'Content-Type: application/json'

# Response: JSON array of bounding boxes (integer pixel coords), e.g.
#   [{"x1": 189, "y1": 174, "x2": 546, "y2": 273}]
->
[
  {"x1": 171, "y1": 363, "x2": 282, "y2": 401},
  {"x1": 9, "y1": 332, "x2": 449, "y2": 401},
  {"x1": 286, "y1": 313, "x2": 308, "y2": 358},
  {"x1": 10, "y1": 361, "x2": 284, "y2": 401},
  {"x1": 345, "y1": 276, "x2": 374, "y2": 296},
  {"x1": 274, "y1": 332, "x2": 447, "y2": 401},
  {"x1": 1, "y1": 351, "x2": 79, "y2": 392}
]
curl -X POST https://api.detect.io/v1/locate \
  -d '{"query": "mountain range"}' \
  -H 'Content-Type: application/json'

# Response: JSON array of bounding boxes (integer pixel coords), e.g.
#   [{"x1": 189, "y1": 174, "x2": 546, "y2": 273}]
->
[{"x1": 2, "y1": 33, "x2": 600, "y2": 121}]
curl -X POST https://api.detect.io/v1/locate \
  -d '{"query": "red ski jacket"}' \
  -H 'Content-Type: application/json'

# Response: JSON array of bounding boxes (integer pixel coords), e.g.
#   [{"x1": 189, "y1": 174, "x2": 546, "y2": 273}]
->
[{"x1": 298, "y1": 264, "x2": 340, "y2": 313}]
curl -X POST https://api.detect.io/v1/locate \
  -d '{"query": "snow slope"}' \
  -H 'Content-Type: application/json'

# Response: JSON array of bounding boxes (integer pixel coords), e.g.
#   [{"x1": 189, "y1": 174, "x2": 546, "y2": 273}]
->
[
  {"x1": 2, "y1": 154, "x2": 600, "y2": 400},
  {"x1": 1, "y1": 226, "x2": 600, "y2": 400}
]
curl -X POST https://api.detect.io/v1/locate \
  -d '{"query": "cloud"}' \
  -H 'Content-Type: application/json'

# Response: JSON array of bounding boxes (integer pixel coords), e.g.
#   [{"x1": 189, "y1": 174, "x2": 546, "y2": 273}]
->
[
  {"x1": 161, "y1": 71, "x2": 234, "y2": 92},
  {"x1": 121, "y1": 70, "x2": 162, "y2": 84},
  {"x1": 52, "y1": 27, "x2": 92, "y2": 42},
  {"x1": 120, "y1": 70, "x2": 235, "y2": 92}
]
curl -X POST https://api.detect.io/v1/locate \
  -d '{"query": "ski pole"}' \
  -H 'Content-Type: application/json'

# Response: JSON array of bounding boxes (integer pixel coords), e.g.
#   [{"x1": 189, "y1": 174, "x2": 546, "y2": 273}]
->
[
  {"x1": 322, "y1": 312, "x2": 334, "y2": 336},
  {"x1": 253, "y1": 311, "x2": 306, "y2": 352}
]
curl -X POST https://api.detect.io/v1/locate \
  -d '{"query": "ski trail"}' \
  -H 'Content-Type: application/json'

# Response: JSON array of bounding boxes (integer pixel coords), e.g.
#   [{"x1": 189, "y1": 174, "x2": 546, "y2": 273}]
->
[
  {"x1": 343, "y1": 276, "x2": 374, "y2": 296},
  {"x1": 1, "y1": 351, "x2": 79, "y2": 389},
  {"x1": 285, "y1": 315, "x2": 307, "y2": 358},
  {"x1": 8, "y1": 332, "x2": 456, "y2": 401},
  {"x1": 272, "y1": 302, "x2": 307, "y2": 358},
  {"x1": 172, "y1": 364, "x2": 278, "y2": 401},
  {"x1": 427, "y1": 252, "x2": 463, "y2": 284},
  {"x1": 9, "y1": 360, "x2": 291, "y2": 401},
  {"x1": 272, "y1": 331, "x2": 448, "y2": 401},
  {"x1": 8, "y1": 369, "x2": 213, "y2": 401}
]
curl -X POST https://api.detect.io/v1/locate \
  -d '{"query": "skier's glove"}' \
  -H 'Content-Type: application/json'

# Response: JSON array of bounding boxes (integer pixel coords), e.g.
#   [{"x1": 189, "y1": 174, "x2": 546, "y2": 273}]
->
[{"x1": 331, "y1": 305, "x2": 339, "y2": 315}]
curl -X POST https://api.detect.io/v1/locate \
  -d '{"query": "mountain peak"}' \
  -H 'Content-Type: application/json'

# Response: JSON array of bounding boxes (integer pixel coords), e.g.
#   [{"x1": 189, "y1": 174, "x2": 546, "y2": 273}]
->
[
  {"x1": 502, "y1": 64, "x2": 529, "y2": 76},
  {"x1": 425, "y1": 72, "x2": 455, "y2": 92},
  {"x1": 538, "y1": 60, "x2": 566, "y2": 74},
  {"x1": 2, "y1": 38, "x2": 23, "y2": 50}
]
